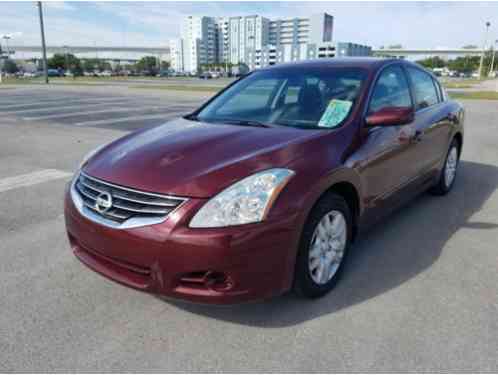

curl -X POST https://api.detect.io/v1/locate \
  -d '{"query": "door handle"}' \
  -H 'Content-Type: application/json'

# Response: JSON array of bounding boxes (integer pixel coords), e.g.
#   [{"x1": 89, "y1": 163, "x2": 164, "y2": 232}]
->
[
  {"x1": 445, "y1": 113, "x2": 458, "y2": 124},
  {"x1": 411, "y1": 130, "x2": 423, "y2": 143}
]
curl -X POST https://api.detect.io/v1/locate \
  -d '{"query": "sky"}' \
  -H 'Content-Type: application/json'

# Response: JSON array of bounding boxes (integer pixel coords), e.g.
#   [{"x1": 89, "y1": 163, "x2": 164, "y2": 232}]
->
[{"x1": 1, "y1": 1, "x2": 498, "y2": 50}]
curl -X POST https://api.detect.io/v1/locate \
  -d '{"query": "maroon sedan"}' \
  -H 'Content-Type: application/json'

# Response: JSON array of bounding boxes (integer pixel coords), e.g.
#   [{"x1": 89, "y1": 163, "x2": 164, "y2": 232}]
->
[{"x1": 65, "y1": 58, "x2": 464, "y2": 304}]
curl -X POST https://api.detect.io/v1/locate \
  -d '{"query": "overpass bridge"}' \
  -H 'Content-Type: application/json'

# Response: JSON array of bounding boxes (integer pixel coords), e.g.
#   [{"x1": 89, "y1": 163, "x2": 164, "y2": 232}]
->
[
  {"x1": 6, "y1": 45, "x2": 485, "y2": 61},
  {"x1": 372, "y1": 48, "x2": 485, "y2": 57},
  {"x1": 9, "y1": 45, "x2": 170, "y2": 54}
]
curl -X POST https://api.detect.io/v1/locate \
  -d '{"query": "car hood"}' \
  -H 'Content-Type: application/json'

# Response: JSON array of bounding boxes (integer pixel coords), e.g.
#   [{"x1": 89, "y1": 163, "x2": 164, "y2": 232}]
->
[{"x1": 83, "y1": 118, "x2": 319, "y2": 198}]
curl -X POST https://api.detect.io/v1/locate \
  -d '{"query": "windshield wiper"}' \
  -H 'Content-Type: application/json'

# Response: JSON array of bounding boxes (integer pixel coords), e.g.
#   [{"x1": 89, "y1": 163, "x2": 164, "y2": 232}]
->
[
  {"x1": 183, "y1": 113, "x2": 199, "y2": 121},
  {"x1": 216, "y1": 119, "x2": 275, "y2": 128}
]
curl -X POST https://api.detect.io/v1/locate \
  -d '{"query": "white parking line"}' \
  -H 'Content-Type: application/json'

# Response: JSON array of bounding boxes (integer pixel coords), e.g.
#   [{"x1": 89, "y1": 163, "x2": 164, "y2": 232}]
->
[
  {"x1": 0, "y1": 169, "x2": 72, "y2": 194},
  {"x1": 22, "y1": 106, "x2": 165, "y2": 121},
  {"x1": 2, "y1": 100, "x2": 131, "y2": 115},
  {"x1": 73, "y1": 112, "x2": 186, "y2": 127},
  {"x1": 0, "y1": 97, "x2": 134, "y2": 110}
]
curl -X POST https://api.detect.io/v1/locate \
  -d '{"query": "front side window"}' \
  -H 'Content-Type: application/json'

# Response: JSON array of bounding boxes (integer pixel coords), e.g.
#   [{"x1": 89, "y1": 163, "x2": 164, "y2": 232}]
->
[
  {"x1": 407, "y1": 67, "x2": 439, "y2": 110},
  {"x1": 196, "y1": 67, "x2": 367, "y2": 129},
  {"x1": 368, "y1": 65, "x2": 412, "y2": 114}
]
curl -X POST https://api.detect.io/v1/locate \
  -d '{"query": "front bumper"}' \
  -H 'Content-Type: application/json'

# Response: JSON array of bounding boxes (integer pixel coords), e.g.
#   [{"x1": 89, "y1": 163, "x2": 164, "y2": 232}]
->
[{"x1": 64, "y1": 184, "x2": 299, "y2": 304}]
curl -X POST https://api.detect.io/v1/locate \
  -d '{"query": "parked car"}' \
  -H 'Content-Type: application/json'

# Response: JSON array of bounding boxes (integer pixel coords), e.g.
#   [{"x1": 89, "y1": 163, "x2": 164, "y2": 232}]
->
[
  {"x1": 47, "y1": 69, "x2": 62, "y2": 77},
  {"x1": 22, "y1": 71, "x2": 40, "y2": 78},
  {"x1": 65, "y1": 58, "x2": 464, "y2": 304},
  {"x1": 199, "y1": 72, "x2": 212, "y2": 79},
  {"x1": 156, "y1": 70, "x2": 170, "y2": 77}
]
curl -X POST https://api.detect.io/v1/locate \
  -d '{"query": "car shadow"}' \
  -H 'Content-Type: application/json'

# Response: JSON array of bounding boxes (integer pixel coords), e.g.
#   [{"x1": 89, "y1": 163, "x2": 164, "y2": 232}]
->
[{"x1": 165, "y1": 160, "x2": 498, "y2": 327}]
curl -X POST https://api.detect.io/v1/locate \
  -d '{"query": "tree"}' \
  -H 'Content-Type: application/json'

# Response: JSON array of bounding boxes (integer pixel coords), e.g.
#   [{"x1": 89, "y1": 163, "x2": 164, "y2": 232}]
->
[
  {"x1": 447, "y1": 56, "x2": 480, "y2": 73},
  {"x1": 3, "y1": 59, "x2": 18, "y2": 74},
  {"x1": 416, "y1": 56, "x2": 446, "y2": 69},
  {"x1": 48, "y1": 53, "x2": 82, "y2": 75},
  {"x1": 388, "y1": 44, "x2": 403, "y2": 49},
  {"x1": 82, "y1": 59, "x2": 97, "y2": 73},
  {"x1": 135, "y1": 56, "x2": 158, "y2": 73},
  {"x1": 462, "y1": 45, "x2": 478, "y2": 49},
  {"x1": 160, "y1": 61, "x2": 170, "y2": 70}
]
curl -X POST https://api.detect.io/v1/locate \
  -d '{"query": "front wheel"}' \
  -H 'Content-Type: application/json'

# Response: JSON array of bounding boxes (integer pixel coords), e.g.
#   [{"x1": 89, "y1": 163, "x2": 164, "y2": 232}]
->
[
  {"x1": 430, "y1": 139, "x2": 460, "y2": 195},
  {"x1": 294, "y1": 193, "x2": 352, "y2": 298}
]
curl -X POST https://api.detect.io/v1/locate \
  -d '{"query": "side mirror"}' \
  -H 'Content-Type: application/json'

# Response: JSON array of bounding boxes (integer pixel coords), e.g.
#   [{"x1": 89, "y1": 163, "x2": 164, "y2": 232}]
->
[{"x1": 365, "y1": 106, "x2": 414, "y2": 127}]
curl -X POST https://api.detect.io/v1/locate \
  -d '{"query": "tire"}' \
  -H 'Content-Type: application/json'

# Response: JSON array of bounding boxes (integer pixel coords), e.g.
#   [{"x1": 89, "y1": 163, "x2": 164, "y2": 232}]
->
[
  {"x1": 294, "y1": 193, "x2": 352, "y2": 299},
  {"x1": 430, "y1": 139, "x2": 460, "y2": 196}
]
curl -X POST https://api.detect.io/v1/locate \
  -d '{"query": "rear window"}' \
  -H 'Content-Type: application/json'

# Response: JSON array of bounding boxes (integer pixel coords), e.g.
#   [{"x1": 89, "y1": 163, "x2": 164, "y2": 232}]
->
[{"x1": 406, "y1": 67, "x2": 439, "y2": 110}]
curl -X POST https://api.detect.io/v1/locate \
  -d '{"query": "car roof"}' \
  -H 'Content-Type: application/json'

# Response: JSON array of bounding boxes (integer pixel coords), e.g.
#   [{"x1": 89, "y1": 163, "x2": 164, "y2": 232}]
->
[{"x1": 258, "y1": 57, "x2": 396, "y2": 72}]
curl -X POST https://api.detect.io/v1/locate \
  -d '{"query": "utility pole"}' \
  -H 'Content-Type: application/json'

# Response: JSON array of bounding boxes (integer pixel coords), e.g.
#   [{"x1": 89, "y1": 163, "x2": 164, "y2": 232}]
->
[
  {"x1": 0, "y1": 35, "x2": 12, "y2": 84},
  {"x1": 478, "y1": 21, "x2": 491, "y2": 78},
  {"x1": 37, "y1": 1, "x2": 49, "y2": 84},
  {"x1": 490, "y1": 39, "x2": 498, "y2": 77}
]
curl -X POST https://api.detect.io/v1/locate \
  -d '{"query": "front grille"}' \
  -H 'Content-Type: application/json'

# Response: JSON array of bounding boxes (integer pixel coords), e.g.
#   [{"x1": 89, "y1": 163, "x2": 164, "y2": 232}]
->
[{"x1": 74, "y1": 172, "x2": 186, "y2": 225}]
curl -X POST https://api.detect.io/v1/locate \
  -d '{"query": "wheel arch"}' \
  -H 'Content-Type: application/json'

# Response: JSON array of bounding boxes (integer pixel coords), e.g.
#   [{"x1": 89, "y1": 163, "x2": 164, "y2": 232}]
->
[
  {"x1": 282, "y1": 168, "x2": 364, "y2": 293},
  {"x1": 453, "y1": 132, "x2": 463, "y2": 157}
]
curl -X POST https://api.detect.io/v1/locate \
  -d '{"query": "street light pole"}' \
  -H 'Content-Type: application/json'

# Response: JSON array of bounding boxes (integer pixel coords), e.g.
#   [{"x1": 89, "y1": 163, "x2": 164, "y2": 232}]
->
[
  {"x1": 478, "y1": 21, "x2": 491, "y2": 78},
  {"x1": 37, "y1": 1, "x2": 49, "y2": 84}
]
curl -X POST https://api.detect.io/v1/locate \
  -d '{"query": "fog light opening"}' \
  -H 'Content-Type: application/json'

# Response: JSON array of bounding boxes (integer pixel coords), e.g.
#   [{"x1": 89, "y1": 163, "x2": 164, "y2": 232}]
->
[{"x1": 205, "y1": 271, "x2": 234, "y2": 292}]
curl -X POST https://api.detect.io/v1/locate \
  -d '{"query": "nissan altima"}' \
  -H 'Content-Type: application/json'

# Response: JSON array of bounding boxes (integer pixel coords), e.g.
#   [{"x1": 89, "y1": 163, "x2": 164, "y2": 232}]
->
[{"x1": 65, "y1": 58, "x2": 464, "y2": 304}]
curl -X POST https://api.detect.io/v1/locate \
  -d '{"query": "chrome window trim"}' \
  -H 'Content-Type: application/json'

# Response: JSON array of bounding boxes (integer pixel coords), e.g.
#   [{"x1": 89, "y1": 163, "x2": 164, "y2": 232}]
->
[{"x1": 70, "y1": 172, "x2": 188, "y2": 230}]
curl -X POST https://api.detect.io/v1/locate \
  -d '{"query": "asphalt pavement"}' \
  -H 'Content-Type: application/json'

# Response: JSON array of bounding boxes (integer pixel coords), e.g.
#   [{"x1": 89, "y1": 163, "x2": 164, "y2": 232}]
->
[{"x1": 0, "y1": 85, "x2": 497, "y2": 372}]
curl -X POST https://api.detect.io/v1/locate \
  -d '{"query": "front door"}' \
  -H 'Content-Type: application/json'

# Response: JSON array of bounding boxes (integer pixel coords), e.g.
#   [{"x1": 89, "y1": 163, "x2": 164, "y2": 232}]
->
[{"x1": 351, "y1": 64, "x2": 418, "y2": 223}]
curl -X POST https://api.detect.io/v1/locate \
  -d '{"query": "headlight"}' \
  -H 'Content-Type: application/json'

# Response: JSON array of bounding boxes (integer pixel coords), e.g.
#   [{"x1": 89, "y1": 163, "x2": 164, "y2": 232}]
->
[
  {"x1": 78, "y1": 144, "x2": 107, "y2": 170},
  {"x1": 190, "y1": 168, "x2": 295, "y2": 228}
]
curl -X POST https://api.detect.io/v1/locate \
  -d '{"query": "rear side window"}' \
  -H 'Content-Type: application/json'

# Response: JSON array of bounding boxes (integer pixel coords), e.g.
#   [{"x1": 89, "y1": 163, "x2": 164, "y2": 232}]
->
[
  {"x1": 407, "y1": 67, "x2": 439, "y2": 110},
  {"x1": 368, "y1": 65, "x2": 412, "y2": 114}
]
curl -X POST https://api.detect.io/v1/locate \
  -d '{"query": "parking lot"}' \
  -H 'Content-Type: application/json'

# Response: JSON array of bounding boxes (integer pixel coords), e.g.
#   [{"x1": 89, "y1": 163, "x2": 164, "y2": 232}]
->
[{"x1": 1, "y1": 84, "x2": 497, "y2": 371}]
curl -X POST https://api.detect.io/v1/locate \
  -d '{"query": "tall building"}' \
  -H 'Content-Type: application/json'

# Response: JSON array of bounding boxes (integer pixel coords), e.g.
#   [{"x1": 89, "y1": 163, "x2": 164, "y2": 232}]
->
[
  {"x1": 247, "y1": 42, "x2": 372, "y2": 70},
  {"x1": 169, "y1": 12, "x2": 369, "y2": 73},
  {"x1": 309, "y1": 13, "x2": 334, "y2": 44},
  {"x1": 177, "y1": 16, "x2": 216, "y2": 73},
  {"x1": 228, "y1": 15, "x2": 270, "y2": 64},
  {"x1": 268, "y1": 13, "x2": 333, "y2": 46},
  {"x1": 169, "y1": 39, "x2": 184, "y2": 72},
  {"x1": 215, "y1": 17, "x2": 229, "y2": 64}
]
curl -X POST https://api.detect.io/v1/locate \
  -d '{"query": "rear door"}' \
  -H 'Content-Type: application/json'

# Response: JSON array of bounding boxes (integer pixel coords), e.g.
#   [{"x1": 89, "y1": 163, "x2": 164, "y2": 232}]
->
[{"x1": 405, "y1": 66, "x2": 452, "y2": 176}]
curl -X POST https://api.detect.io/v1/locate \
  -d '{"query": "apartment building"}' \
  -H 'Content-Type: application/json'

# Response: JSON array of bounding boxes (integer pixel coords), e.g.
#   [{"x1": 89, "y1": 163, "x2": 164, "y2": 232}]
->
[
  {"x1": 170, "y1": 12, "x2": 369, "y2": 73},
  {"x1": 177, "y1": 16, "x2": 217, "y2": 73},
  {"x1": 227, "y1": 15, "x2": 270, "y2": 64},
  {"x1": 169, "y1": 38, "x2": 184, "y2": 72},
  {"x1": 247, "y1": 42, "x2": 372, "y2": 70}
]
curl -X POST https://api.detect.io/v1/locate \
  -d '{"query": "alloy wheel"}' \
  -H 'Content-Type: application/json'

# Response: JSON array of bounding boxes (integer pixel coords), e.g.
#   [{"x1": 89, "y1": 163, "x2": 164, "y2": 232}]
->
[
  {"x1": 444, "y1": 146, "x2": 458, "y2": 188},
  {"x1": 308, "y1": 210, "x2": 347, "y2": 285}
]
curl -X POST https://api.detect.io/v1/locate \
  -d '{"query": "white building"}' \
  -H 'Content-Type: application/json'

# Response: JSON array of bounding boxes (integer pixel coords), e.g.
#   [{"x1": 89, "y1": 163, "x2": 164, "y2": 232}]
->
[
  {"x1": 228, "y1": 15, "x2": 270, "y2": 64},
  {"x1": 215, "y1": 17, "x2": 230, "y2": 64},
  {"x1": 170, "y1": 12, "x2": 369, "y2": 73},
  {"x1": 173, "y1": 15, "x2": 217, "y2": 73},
  {"x1": 268, "y1": 13, "x2": 333, "y2": 46},
  {"x1": 247, "y1": 42, "x2": 372, "y2": 70},
  {"x1": 169, "y1": 38, "x2": 184, "y2": 72}
]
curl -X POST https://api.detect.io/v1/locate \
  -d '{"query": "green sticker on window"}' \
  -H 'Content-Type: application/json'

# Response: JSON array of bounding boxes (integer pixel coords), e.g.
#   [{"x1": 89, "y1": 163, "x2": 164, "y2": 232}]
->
[{"x1": 318, "y1": 99, "x2": 353, "y2": 128}]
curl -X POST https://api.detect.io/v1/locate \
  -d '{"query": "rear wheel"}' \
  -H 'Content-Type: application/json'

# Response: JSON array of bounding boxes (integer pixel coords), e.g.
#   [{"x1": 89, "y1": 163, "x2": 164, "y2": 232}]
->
[
  {"x1": 430, "y1": 139, "x2": 460, "y2": 195},
  {"x1": 294, "y1": 193, "x2": 352, "y2": 298}
]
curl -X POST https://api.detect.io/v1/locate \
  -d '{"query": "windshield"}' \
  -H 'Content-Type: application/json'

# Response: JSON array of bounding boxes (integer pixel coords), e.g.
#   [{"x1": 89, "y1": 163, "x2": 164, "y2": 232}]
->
[{"x1": 196, "y1": 67, "x2": 367, "y2": 129}]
